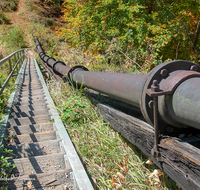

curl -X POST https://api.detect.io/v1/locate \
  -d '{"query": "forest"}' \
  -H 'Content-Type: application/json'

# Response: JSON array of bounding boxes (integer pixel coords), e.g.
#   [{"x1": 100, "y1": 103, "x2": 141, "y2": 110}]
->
[{"x1": 57, "y1": 0, "x2": 200, "y2": 71}]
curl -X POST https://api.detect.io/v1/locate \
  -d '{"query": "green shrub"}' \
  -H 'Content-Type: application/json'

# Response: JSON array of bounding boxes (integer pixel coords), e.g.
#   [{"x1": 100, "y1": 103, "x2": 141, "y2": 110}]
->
[
  {"x1": 0, "y1": 0, "x2": 19, "y2": 12},
  {"x1": 1, "y1": 25, "x2": 28, "y2": 54},
  {"x1": 0, "y1": 13, "x2": 11, "y2": 24}
]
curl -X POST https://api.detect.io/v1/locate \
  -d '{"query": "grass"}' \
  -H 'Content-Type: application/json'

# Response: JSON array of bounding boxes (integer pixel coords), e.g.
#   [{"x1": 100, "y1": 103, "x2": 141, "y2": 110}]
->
[{"x1": 47, "y1": 80, "x2": 177, "y2": 190}]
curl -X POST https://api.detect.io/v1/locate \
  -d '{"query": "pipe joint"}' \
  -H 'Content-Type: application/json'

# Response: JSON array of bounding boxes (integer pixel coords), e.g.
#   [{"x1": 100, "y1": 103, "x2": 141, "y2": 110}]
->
[
  {"x1": 67, "y1": 65, "x2": 89, "y2": 88},
  {"x1": 52, "y1": 61, "x2": 66, "y2": 75},
  {"x1": 46, "y1": 57, "x2": 56, "y2": 67},
  {"x1": 140, "y1": 60, "x2": 200, "y2": 133}
]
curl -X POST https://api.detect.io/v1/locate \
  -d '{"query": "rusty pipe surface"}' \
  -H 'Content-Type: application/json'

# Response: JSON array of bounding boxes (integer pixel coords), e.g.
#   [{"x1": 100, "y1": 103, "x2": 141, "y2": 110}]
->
[
  {"x1": 163, "y1": 77, "x2": 200, "y2": 129},
  {"x1": 33, "y1": 36, "x2": 200, "y2": 132},
  {"x1": 71, "y1": 69, "x2": 146, "y2": 107}
]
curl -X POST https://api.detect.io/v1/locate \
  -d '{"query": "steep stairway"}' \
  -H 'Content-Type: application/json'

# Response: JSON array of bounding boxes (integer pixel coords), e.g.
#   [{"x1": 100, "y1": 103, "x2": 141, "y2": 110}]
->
[{"x1": 3, "y1": 57, "x2": 73, "y2": 189}]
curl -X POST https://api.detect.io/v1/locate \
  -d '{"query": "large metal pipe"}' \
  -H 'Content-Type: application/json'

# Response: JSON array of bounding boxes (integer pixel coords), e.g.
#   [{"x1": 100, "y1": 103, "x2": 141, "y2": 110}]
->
[
  {"x1": 71, "y1": 70, "x2": 146, "y2": 107},
  {"x1": 33, "y1": 36, "x2": 200, "y2": 133},
  {"x1": 163, "y1": 77, "x2": 200, "y2": 130}
]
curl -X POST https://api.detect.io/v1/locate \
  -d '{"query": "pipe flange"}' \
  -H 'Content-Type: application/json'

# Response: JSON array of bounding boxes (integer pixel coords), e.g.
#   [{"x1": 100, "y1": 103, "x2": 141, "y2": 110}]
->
[
  {"x1": 42, "y1": 55, "x2": 49, "y2": 62},
  {"x1": 40, "y1": 53, "x2": 46, "y2": 60},
  {"x1": 36, "y1": 45, "x2": 40, "y2": 50},
  {"x1": 39, "y1": 52, "x2": 44, "y2": 57},
  {"x1": 46, "y1": 57, "x2": 56, "y2": 67},
  {"x1": 67, "y1": 65, "x2": 89, "y2": 88},
  {"x1": 52, "y1": 61, "x2": 66, "y2": 75},
  {"x1": 140, "y1": 60, "x2": 200, "y2": 132}
]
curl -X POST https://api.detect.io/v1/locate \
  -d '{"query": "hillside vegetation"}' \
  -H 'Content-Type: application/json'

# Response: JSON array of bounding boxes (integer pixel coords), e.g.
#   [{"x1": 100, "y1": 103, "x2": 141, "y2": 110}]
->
[
  {"x1": 57, "y1": 0, "x2": 200, "y2": 71},
  {"x1": 1, "y1": 0, "x2": 198, "y2": 189}
]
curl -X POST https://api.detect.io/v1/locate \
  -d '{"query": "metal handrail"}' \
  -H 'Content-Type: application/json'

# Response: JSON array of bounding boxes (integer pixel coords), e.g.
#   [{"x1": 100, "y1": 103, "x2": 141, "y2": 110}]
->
[{"x1": 0, "y1": 49, "x2": 26, "y2": 95}]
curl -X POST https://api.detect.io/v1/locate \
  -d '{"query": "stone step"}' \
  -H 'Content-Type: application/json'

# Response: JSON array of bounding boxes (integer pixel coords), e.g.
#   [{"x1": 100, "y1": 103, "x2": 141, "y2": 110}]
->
[
  {"x1": 8, "y1": 115, "x2": 51, "y2": 126},
  {"x1": 2, "y1": 169, "x2": 72, "y2": 190},
  {"x1": 8, "y1": 139, "x2": 61, "y2": 158},
  {"x1": 9, "y1": 153, "x2": 66, "y2": 175},
  {"x1": 7, "y1": 123, "x2": 54, "y2": 135},
  {"x1": 14, "y1": 131, "x2": 57, "y2": 144},
  {"x1": 10, "y1": 109, "x2": 50, "y2": 118}
]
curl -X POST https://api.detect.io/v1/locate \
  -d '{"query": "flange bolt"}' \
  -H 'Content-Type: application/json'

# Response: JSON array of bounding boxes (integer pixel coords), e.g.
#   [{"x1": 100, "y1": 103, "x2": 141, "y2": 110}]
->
[
  {"x1": 148, "y1": 100, "x2": 154, "y2": 108},
  {"x1": 160, "y1": 69, "x2": 168, "y2": 77},
  {"x1": 190, "y1": 65, "x2": 198, "y2": 71},
  {"x1": 151, "y1": 80, "x2": 160, "y2": 92}
]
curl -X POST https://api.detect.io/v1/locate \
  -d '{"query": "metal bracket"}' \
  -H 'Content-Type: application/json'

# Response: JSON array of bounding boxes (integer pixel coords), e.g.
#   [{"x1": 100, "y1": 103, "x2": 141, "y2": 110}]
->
[
  {"x1": 141, "y1": 60, "x2": 200, "y2": 133},
  {"x1": 146, "y1": 80, "x2": 163, "y2": 161}
]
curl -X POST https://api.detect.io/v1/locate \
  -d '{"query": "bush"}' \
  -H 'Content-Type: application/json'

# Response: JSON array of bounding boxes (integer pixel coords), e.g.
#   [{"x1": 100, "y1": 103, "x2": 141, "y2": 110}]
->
[
  {"x1": 0, "y1": 0, "x2": 19, "y2": 12},
  {"x1": 58, "y1": 0, "x2": 200, "y2": 70},
  {"x1": 0, "y1": 13, "x2": 11, "y2": 24},
  {"x1": 1, "y1": 25, "x2": 28, "y2": 54}
]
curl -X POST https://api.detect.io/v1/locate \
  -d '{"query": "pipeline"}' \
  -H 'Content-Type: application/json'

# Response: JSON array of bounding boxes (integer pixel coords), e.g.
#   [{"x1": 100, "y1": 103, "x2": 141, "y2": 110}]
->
[{"x1": 33, "y1": 35, "x2": 200, "y2": 158}]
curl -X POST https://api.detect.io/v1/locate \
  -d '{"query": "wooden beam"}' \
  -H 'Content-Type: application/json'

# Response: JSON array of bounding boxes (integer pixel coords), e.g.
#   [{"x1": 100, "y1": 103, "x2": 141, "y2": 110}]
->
[{"x1": 86, "y1": 90, "x2": 200, "y2": 190}]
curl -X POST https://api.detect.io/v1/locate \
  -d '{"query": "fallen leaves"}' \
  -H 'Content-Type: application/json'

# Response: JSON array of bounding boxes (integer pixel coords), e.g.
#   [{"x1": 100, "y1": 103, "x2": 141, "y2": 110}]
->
[
  {"x1": 27, "y1": 180, "x2": 33, "y2": 189},
  {"x1": 145, "y1": 158, "x2": 154, "y2": 165},
  {"x1": 146, "y1": 169, "x2": 164, "y2": 187},
  {"x1": 111, "y1": 172, "x2": 124, "y2": 190},
  {"x1": 116, "y1": 154, "x2": 128, "y2": 175},
  {"x1": 112, "y1": 155, "x2": 128, "y2": 189}
]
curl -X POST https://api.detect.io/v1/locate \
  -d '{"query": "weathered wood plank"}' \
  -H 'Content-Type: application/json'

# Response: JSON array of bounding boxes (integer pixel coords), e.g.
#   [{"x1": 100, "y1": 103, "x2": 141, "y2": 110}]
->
[{"x1": 86, "y1": 90, "x2": 200, "y2": 190}]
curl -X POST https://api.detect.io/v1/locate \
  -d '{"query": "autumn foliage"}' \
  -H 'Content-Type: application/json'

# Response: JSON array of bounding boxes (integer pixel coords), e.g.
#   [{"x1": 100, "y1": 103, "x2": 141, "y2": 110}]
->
[{"x1": 57, "y1": 0, "x2": 200, "y2": 70}]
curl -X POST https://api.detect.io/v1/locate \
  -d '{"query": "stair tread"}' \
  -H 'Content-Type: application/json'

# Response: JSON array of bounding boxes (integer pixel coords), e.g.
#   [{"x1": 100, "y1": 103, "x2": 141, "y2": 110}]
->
[
  {"x1": 10, "y1": 109, "x2": 50, "y2": 118},
  {"x1": 11, "y1": 104, "x2": 48, "y2": 112},
  {"x1": 13, "y1": 130, "x2": 57, "y2": 144},
  {"x1": 7, "y1": 123, "x2": 54, "y2": 135},
  {"x1": 9, "y1": 153, "x2": 67, "y2": 175},
  {"x1": 8, "y1": 115, "x2": 51, "y2": 126},
  {"x1": 8, "y1": 139, "x2": 61, "y2": 158},
  {"x1": 2, "y1": 169, "x2": 73, "y2": 190}
]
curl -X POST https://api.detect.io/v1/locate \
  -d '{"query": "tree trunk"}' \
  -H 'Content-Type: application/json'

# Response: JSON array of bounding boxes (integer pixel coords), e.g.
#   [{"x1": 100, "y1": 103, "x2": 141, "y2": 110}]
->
[{"x1": 192, "y1": 19, "x2": 200, "y2": 51}]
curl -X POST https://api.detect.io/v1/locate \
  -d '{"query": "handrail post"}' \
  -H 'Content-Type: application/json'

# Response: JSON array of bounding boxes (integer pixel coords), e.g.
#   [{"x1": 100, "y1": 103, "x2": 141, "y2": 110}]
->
[
  {"x1": 19, "y1": 51, "x2": 22, "y2": 67},
  {"x1": 0, "y1": 82, "x2": 4, "y2": 102},
  {"x1": 14, "y1": 53, "x2": 18, "y2": 74},
  {"x1": 17, "y1": 52, "x2": 20, "y2": 73},
  {"x1": 9, "y1": 59, "x2": 12, "y2": 72}
]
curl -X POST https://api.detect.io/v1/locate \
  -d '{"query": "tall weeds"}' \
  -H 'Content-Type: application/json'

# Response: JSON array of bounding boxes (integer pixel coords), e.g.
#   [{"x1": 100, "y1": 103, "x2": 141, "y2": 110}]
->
[{"x1": 0, "y1": 25, "x2": 27, "y2": 55}]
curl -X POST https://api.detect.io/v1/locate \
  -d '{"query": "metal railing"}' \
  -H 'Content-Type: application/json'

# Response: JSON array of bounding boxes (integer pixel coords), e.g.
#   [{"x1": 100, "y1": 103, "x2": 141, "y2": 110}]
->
[{"x1": 0, "y1": 49, "x2": 26, "y2": 95}]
